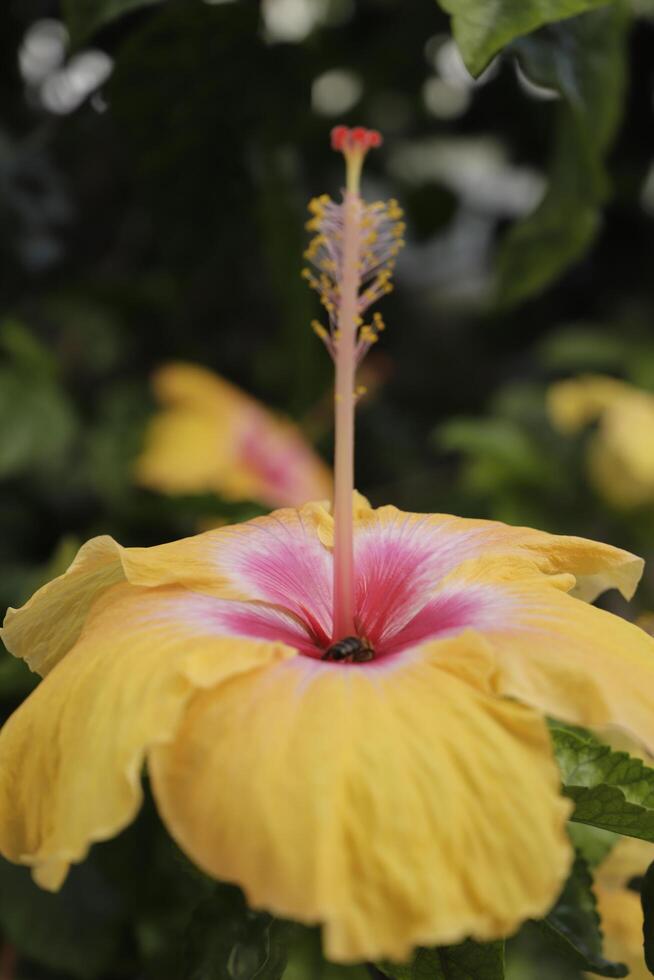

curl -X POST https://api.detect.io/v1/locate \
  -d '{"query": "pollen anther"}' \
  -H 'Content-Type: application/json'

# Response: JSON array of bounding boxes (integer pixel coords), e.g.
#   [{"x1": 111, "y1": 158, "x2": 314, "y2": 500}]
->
[{"x1": 303, "y1": 183, "x2": 404, "y2": 364}]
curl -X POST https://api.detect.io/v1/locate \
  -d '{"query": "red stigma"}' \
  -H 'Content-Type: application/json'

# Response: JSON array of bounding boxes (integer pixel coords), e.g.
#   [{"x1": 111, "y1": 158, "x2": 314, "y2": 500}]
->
[{"x1": 331, "y1": 125, "x2": 383, "y2": 154}]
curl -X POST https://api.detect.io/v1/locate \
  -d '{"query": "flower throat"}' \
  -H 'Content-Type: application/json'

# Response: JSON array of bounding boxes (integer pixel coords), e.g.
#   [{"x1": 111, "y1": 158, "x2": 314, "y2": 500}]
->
[{"x1": 303, "y1": 125, "x2": 405, "y2": 648}]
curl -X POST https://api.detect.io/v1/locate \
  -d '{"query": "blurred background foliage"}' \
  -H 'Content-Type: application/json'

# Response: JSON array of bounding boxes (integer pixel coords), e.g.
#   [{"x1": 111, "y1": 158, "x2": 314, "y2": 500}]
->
[{"x1": 3, "y1": 0, "x2": 654, "y2": 976}]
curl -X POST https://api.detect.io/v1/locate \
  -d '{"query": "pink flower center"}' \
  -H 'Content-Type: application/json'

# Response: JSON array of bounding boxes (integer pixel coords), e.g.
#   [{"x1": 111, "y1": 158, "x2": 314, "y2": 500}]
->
[{"x1": 214, "y1": 516, "x2": 502, "y2": 667}]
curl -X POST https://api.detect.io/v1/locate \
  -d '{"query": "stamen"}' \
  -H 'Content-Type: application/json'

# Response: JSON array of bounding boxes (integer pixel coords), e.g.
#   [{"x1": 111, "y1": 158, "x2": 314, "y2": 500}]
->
[{"x1": 304, "y1": 143, "x2": 404, "y2": 366}]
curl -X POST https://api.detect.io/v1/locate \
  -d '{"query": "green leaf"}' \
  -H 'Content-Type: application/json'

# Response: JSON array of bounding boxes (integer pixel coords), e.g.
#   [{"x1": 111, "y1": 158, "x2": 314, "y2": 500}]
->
[
  {"x1": 379, "y1": 939, "x2": 504, "y2": 979},
  {"x1": 435, "y1": 0, "x2": 611, "y2": 76},
  {"x1": 538, "y1": 325, "x2": 630, "y2": 372},
  {"x1": 0, "y1": 319, "x2": 57, "y2": 377},
  {"x1": 567, "y1": 823, "x2": 617, "y2": 869},
  {"x1": 84, "y1": 381, "x2": 150, "y2": 503},
  {"x1": 184, "y1": 886, "x2": 294, "y2": 980},
  {"x1": 437, "y1": 417, "x2": 549, "y2": 481},
  {"x1": 496, "y1": 3, "x2": 629, "y2": 307},
  {"x1": 0, "y1": 320, "x2": 77, "y2": 477},
  {"x1": 62, "y1": 0, "x2": 164, "y2": 45},
  {"x1": 536, "y1": 855, "x2": 627, "y2": 977},
  {"x1": 640, "y1": 859, "x2": 654, "y2": 974},
  {"x1": 0, "y1": 368, "x2": 76, "y2": 477},
  {"x1": 552, "y1": 726, "x2": 654, "y2": 842},
  {"x1": 0, "y1": 857, "x2": 125, "y2": 978}
]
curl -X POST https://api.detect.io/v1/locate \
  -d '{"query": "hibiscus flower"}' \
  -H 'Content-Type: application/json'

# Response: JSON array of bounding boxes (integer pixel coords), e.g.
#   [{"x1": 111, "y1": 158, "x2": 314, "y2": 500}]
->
[
  {"x1": 136, "y1": 362, "x2": 331, "y2": 509},
  {"x1": 548, "y1": 375, "x2": 654, "y2": 509},
  {"x1": 1, "y1": 127, "x2": 653, "y2": 966}
]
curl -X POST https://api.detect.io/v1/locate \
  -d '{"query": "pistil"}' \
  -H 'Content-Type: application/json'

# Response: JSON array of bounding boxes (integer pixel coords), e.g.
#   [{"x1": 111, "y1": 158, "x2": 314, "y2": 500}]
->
[{"x1": 303, "y1": 125, "x2": 405, "y2": 643}]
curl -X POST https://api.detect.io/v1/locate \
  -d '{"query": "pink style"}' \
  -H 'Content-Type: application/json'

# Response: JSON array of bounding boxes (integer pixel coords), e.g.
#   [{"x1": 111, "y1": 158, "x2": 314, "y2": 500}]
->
[{"x1": 304, "y1": 126, "x2": 405, "y2": 643}]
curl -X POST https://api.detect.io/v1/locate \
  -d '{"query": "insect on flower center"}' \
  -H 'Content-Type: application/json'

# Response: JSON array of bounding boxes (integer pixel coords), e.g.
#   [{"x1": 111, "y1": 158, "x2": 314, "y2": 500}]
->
[{"x1": 322, "y1": 634, "x2": 375, "y2": 664}]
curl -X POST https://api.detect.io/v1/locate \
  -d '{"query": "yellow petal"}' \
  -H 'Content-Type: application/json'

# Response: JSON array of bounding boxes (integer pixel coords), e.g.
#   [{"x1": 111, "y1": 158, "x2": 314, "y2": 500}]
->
[
  {"x1": 152, "y1": 361, "x2": 243, "y2": 410},
  {"x1": 1, "y1": 535, "x2": 126, "y2": 675},
  {"x1": 0, "y1": 524, "x2": 265, "y2": 674},
  {"x1": 593, "y1": 885, "x2": 650, "y2": 980},
  {"x1": 150, "y1": 635, "x2": 571, "y2": 963},
  {"x1": 347, "y1": 504, "x2": 643, "y2": 603},
  {"x1": 463, "y1": 575, "x2": 654, "y2": 750},
  {"x1": 0, "y1": 583, "x2": 294, "y2": 888},
  {"x1": 589, "y1": 837, "x2": 654, "y2": 980},
  {"x1": 597, "y1": 837, "x2": 654, "y2": 890},
  {"x1": 135, "y1": 406, "x2": 235, "y2": 494},
  {"x1": 1, "y1": 503, "x2": 331, "y2": 679},
  {"x1": 587, "y1": 393, "x2": 654, "y2": 508},
  {"x1": 135, "y1": 364, "x2": 242, "y2": 494}
]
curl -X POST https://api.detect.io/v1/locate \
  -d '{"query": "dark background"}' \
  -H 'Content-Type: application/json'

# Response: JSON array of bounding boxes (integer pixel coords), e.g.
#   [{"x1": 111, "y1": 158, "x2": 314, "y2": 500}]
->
[{"x1": 2, "y1": 0, "x2": 654, "y2": 570}]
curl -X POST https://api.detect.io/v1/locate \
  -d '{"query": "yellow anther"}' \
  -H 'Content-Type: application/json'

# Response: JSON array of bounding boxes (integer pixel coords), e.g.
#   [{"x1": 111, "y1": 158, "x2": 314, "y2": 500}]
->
[
  {"x1": 304, "y1": 179, "x2": 404, "y2": 350},
  {"x1": 308, "y1": 194, "x2": 330, "y2": 214},
  {"x1": 311, "y1": 320, "x2": 329, "y2": 341},
  {"x1": 359, "y1": 326, "x2": 378, "y2": 344}
]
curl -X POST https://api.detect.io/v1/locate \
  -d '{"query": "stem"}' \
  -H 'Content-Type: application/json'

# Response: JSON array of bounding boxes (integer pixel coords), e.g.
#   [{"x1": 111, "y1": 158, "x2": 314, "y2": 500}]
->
[{"x1": 332, "y1": 189, "x2": 361, "y2": 640}]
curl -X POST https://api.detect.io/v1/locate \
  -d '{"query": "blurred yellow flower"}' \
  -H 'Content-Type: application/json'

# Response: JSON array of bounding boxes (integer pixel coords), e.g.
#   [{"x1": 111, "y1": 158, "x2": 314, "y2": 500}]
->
[
  {"x1": 135, "y1": 362, "x2": 332, "y2": 509},
  {"x1": 547, "y1": 375, "x2": 654, "y2": 508},
  {"x1": 1, "y1": 498, "x2": 654, "y2": 962},
  {"x1": 591, "y1": 837, "x2": 654, "y2": 980}
]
